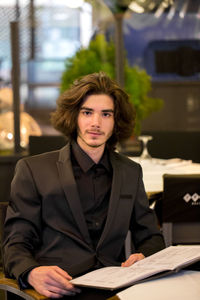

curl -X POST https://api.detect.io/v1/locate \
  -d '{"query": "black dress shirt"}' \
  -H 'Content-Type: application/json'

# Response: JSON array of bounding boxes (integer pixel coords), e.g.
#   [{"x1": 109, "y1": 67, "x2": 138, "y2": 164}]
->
[{"x1": 71, "y1": 141, "x2": 113, "y2": 248}]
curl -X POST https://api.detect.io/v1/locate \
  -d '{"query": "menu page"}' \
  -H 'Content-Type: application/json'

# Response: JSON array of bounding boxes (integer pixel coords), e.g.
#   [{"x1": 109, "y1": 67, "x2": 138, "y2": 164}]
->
[{"x1": 71, "y1": 246, "x2": 200, "y2": 290}]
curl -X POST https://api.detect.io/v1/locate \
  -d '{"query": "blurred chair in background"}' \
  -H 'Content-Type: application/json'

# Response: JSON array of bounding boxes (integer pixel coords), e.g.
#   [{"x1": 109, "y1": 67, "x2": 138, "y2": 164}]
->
[
  {"x1": 142, "y1": 131, "x2": 200, "y2": 163},
  {"x1": 162, "y1": 174, "x2": 200, "y2": 247},
  {"x1": 28, "y1": 135, "x2": 67, "y2": 156}
]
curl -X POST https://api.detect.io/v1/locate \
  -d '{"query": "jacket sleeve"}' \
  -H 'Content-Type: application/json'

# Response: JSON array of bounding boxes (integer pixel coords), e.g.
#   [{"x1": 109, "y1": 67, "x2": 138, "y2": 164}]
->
[
  {"x1": 130, "y1": 164, "x2": 165, "y2": 256},
  {"x1": 3, "y1": 159, "x2": 41, "y2": 280}
]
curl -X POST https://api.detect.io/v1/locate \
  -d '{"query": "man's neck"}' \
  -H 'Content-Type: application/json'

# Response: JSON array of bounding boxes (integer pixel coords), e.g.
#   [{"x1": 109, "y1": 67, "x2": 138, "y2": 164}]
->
[
  {"x1": 86, "y1": 147, "x2": 105, "y2": 164},
  {"x1": 76, "y1": 139, "x2": 105, "y2": 164}
]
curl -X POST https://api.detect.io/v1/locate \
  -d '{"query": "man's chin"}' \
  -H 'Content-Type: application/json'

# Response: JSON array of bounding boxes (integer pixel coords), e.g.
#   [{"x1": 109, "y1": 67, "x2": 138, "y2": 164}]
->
[
  {"x1": 87, "y1": 142, "x2": 104, "y2": 148},
  {"x1": 85, "y1": 138, "x2": 107, "y2": 148}
]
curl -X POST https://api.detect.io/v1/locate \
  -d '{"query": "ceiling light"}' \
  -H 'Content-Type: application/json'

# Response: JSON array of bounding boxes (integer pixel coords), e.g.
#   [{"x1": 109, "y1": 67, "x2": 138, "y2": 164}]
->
[
  {"x1": 167, "y1": 0, "x2": 177, "y2": 20},
  {"x1": 148, "y1": 2, "x2": 156, "y2": 11},
  {"x1": 179, "y1": 0, "x2": 189, "y2": 19},
  {"x1": 154, "y1": 3, "x2": 165, "y2": 18},
  {"x1": 129, "y1": 1, "x2": 144, "y2": 13}
]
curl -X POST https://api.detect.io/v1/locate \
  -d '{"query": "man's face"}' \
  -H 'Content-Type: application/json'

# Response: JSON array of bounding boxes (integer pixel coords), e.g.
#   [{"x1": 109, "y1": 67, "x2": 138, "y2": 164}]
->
[{"x1": 77, "y1": 94, "x2": 114, "y2": 152}]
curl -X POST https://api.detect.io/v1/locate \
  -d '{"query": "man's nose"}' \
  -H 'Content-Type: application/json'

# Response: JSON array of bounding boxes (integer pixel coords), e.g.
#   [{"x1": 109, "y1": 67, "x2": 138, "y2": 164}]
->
[{"x1": 91, "y1": 113, "x2": 101, "y2": 127}]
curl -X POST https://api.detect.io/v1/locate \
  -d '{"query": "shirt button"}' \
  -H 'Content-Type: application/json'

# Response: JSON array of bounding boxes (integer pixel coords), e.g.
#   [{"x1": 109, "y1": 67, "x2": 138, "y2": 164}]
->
[{"x1": 95, "y1": 221, "x2": 100, "y2": 227}]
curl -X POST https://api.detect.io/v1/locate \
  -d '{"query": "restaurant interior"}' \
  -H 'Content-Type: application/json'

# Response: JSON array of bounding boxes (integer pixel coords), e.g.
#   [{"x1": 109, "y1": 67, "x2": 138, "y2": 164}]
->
[{"x1": 0, "y1": 0, "x2": 200, "y2": 299}]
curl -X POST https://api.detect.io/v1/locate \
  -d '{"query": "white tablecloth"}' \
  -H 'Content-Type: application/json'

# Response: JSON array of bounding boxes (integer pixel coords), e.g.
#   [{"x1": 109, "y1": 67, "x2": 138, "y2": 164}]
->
[
  {"x1": 129, "y1": 157, "x2": 200, "y2": 193},
  {"x1": 116, "y1": 270, "x2": 200, "y2": 300}
]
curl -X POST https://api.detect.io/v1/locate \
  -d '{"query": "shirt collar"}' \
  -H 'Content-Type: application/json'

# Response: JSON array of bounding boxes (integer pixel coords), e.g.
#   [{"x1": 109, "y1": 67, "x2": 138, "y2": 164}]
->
[{"x1": 71, "y1": 140, "x2": 111, "y2": 173}]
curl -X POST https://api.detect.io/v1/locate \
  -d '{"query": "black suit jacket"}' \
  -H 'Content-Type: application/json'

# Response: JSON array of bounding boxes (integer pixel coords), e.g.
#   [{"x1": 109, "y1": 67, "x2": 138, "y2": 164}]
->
[{"x1": 3, "y1": 143, "x2": 165, "y2": 280}]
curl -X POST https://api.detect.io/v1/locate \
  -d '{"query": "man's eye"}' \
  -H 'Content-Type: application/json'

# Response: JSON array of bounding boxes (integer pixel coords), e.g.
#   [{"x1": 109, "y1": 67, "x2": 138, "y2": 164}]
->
[
  {"x1": 102, "y1": 112, "x2": 112, "y2": 117},
  {"x1": 83, "y1": 111, "x2": 91, "y2": 116}
]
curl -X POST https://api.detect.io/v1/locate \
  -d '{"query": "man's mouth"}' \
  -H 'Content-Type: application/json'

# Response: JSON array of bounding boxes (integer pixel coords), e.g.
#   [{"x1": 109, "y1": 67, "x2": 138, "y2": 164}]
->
[{"x1": 87, "y1": 131, "x2": 102, "y2": 136}]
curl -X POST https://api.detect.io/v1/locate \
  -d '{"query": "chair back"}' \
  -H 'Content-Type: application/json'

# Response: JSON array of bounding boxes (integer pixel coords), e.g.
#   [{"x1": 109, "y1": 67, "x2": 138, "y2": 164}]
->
[
  {"x1": 0, "y1": 202, "x2": 48, "y2": 299},
  {"x1": 162, "y1": 174, "x2": 200, "y2": 246},
  {"x1": 142, "y1": 131, "x2": 200, "y2": 163},
  {"x1": 0, "y1": 202, "x2": 8, "y2": 271},
  {"x1": 29, "y1": 135, "x2": 67, "y2": 156}
]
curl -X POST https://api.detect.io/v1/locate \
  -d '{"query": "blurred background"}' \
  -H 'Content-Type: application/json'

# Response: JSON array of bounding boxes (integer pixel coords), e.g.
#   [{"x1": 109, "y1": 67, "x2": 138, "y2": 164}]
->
[{"x1": 0, "y1": 0, "x2": 200, "y2": 158}]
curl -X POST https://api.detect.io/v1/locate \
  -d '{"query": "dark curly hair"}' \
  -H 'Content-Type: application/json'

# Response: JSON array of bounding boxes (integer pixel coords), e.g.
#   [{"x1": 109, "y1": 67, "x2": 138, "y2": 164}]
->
[{"x1": 51, "y1": 72, "x2": 135, "y2": 148}]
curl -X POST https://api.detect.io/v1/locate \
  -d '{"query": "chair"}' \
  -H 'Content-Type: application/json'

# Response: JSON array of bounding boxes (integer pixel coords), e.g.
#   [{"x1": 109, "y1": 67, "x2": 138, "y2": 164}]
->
[
  {"x1": 28, "y1": 135, "x2": 67, "y2": 156},
  {"x1": 0, "y1": 202, "x2": 48, "y2": 300},
  {"x1": 162, "y1": 174, "x2": 200, "y2": 246},
  {"x1": 0, "y1": 155, "x2": 24, "y2": 203},
  {"x1": 141, "y1": 131, "x2": 200, "y2": 163}
]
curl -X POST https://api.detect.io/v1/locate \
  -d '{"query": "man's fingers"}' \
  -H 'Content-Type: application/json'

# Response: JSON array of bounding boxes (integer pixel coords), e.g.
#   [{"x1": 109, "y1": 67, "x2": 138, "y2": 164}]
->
[
  {"x1": 121, "y1": 253, "x2": 145, "y2": 267},
  {"x1": 46, "y1": 285, "x2": 77, "y2": 297},
  {"x1": 44, "y1": 274, "x2": 81, "y2": 293},
  {"x1": 43, "y1": 267, "x2": 81, "y2": 293},
  {"x1": 28, "y1": 266, "x2": 81, "y2": 297},
  {"x1": 32, "y1": 279, "x2": 79, "y2": 299},
  {"x1": 52, "y1": 267, "x2": 81, "y2": 292},
  {"x1": 53, "y1": 266, "x2": 72, "y2": 280},
  {"x1": 40, "y1": 289, "x2": 76, "y2": 299},
  {"x1": 47, "y1": 267, "x2": 72, "y2": 285}
]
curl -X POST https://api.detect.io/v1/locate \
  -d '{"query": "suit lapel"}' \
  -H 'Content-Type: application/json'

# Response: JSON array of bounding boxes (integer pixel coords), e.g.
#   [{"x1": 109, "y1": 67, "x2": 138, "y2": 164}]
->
[
  {"x1": 56, "y1": 143, "x2": 91, "y2": 245},
  {"x1": 97, "y1": 152, "x2": 122, "y2": 247}
]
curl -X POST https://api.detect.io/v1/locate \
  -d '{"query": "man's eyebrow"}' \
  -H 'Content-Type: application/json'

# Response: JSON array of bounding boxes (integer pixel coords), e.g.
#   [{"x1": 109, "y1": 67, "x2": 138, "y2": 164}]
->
[
  {"x1": 80, "y1": 106, "x2": 114, "y2": 113},
  {"x1": 102, "y1": 109, "x2": 114, "y2": 113},
  {"x1": 80, "y1": 106, "x2": 93, "y2": 111}
]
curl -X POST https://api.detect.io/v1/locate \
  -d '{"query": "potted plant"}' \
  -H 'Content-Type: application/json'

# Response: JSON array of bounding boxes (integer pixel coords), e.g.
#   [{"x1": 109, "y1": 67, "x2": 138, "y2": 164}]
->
[{"x1": 60, "y1": 34, "x2": 163, "y2": 136}]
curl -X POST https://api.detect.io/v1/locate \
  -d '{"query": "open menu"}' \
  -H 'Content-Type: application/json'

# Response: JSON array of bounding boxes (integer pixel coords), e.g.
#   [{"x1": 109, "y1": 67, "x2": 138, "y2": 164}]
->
[{"x1": 70, "y1": 246, "x2": 200, "y2": 290}]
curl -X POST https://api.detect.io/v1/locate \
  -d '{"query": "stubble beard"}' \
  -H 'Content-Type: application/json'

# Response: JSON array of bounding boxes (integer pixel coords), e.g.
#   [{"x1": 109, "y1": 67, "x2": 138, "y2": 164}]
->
[{"x1": 78, "y1": 133, "x2": 106, "y2": 149}]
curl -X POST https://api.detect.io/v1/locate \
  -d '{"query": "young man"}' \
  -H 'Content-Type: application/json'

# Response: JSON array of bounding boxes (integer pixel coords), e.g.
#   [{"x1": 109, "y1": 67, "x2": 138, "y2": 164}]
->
[{"x1": 3, "y1": 72, "x2": 165, "y2": 299}]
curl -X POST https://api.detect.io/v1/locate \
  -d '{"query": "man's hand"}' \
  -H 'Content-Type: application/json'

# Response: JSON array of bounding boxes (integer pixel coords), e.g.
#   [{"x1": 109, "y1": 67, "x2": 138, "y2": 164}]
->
[
  {"x1": 28, "y1": 266, "x2": 81, "y2": 298},
  {"x1": 121, "y1": 253, "x2": 145, "y2": 267}
]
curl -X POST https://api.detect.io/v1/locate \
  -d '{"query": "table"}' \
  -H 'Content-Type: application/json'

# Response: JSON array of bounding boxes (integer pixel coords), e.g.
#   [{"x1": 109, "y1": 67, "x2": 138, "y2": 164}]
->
[
  {"x1": 109, "y1": 270, "x2": 200, "y2": 300},
  {"x1": 130, "y1": 157, "x2": 200, "y2": 193}
]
